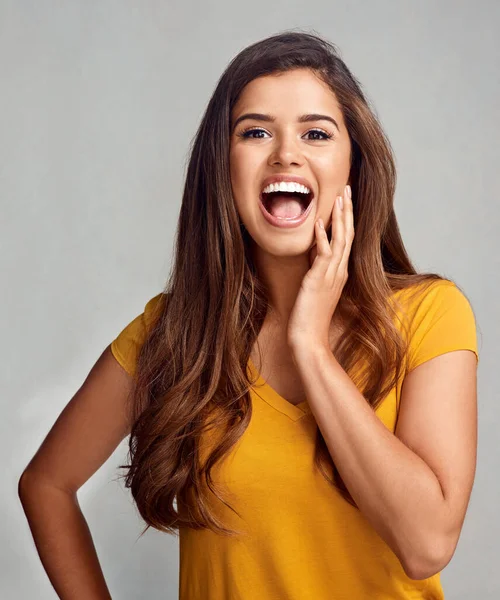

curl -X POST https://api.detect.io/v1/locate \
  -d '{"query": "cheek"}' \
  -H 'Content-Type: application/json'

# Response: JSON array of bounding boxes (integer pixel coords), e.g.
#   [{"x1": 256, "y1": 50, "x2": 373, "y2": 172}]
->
[
  {"x1": 229, "y1": 155, "x2": 250, "y2": 219},
  {"x1": 316, "y1": 152, "x2": 350, "y2": 179},
  {"x1": 230, "y1": 149, "x2": 262, "y2": 201},
  {"x1": 314, "y1": 139, "x2": 351, "y2": 176},
  {"x1": 230, "y1": 148, "x2": 250, "y2": 187},
  {"x1": 229, "y1": 161, "x2": 246, "y2": 209}
]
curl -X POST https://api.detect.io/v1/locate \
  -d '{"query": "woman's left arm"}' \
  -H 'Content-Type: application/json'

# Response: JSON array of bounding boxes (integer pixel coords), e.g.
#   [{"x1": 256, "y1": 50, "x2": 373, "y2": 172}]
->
[{"x1": 290, "y1": 341, "x2": 477, "y2": 581}]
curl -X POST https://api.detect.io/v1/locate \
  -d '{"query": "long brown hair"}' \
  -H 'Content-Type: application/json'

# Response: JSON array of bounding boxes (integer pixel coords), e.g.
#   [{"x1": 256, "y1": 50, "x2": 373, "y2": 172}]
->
[{"x1": 119, "y1": 29, "x2": 450, "y2": 537}]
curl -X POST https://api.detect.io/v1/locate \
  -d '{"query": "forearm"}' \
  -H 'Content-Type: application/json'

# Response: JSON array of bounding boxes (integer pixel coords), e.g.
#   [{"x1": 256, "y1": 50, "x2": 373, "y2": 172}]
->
[
  {"x1": 291, "y1": 343, "x2": 450, "y2": 578},
  {"x1": 19, "y1": 473, "x2": 112, "y2": 600}
]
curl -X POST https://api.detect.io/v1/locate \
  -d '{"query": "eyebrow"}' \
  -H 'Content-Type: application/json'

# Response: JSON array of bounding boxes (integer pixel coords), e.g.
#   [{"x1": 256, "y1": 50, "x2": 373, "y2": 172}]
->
[{"x1": 232, "y1": 112, "x2": 340, "y2": 133}]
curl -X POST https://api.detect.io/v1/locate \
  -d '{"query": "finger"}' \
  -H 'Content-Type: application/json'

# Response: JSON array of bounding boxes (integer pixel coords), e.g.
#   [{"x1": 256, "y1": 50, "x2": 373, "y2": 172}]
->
[
  {"x1": 345, "y1": 185, "x2": 354, "y2": 246},
  {"x1": 312, "y1": 218, "x2": 332, "y2": 277},
  {"x1": 340, "y1": 188, "x2": 349, "y2": 256},
  {"x1": 342, "y1": 185, "x2": 349, "y2": 232},
  {"x1": 329, "y1": 196, "x2": 346, "y2": 272},
  {"x1": 338, "y1": 186, "x2": 354, "y2": 274},
  {"x1": 315, "y1": 218, "x2": 330, "y2": 253}
]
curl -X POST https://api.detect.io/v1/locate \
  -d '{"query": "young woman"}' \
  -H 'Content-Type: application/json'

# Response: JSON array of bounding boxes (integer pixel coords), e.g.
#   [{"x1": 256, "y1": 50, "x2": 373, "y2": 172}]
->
[{"x1": 19, "y1": 31, "x2": 479, "y2": 599}]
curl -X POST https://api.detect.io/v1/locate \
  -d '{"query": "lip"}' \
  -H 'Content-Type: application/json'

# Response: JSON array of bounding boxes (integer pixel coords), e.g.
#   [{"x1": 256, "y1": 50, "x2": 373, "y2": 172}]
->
[
  {"x1": 258, "y1": 194, "x2": 315, "y2": 228},
  {"x1": 260, "y1": 173, "x2": 315, "y2": 197},
  {"x1": 258, "y1": 174, "x2": 315, "y2": 229}
]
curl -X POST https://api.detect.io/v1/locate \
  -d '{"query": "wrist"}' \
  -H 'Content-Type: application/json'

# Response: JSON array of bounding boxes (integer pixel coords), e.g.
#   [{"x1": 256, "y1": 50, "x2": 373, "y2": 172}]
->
[{"x1": 289, "y1": 338, "x2": 330, "y2": 362}]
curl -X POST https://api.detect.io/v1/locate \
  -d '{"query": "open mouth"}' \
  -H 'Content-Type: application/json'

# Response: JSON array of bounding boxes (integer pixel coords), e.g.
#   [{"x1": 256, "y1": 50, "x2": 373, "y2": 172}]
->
[{"x1": 260, "y1": 190, "x2": 314, "y2": 219}]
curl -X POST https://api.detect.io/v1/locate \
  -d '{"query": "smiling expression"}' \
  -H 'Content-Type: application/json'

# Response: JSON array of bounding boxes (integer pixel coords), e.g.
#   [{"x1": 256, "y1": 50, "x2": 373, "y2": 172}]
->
[{"x1": 229, "y1": 68, "x2": 352, "y2": 256}]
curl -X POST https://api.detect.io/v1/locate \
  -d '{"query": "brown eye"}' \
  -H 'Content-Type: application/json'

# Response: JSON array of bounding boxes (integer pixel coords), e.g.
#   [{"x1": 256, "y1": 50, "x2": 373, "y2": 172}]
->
[
  {"x1": 238, "y1": 128, "x2": 267, "y2": 139},
  {"x1": 237, "y1": 127, "x2": 333, "y2": 140},
  {"x1": 306, "y1": 129, "x2": 333, "y2": 141}
]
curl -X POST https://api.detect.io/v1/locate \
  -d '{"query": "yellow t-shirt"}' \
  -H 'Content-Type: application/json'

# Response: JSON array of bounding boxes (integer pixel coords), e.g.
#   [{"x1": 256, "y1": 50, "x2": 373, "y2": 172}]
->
[{"x1": 110, "y1": 280, "x2": 479, "y2": 600}]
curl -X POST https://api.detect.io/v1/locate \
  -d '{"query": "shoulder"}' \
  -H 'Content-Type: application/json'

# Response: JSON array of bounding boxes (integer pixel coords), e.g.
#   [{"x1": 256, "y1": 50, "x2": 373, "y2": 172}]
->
[
  {"x1": 392, "y1": 278, "x2": 475, "y2": 323},
  {"x1": 110, "y1": 292, "x2": 167, "y2": 375},
  {"x1": 143, "y1": 292, "x2": 167, "y2": 326},
  {"x1": 392, "y1": 279, "x2": 479, "y2": 371}
]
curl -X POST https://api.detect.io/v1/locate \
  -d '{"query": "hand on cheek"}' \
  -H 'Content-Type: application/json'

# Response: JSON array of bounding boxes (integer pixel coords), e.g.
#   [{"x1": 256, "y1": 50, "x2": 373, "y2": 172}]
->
[
  {"x1": 308, "y1": 202, "x2": 335, "y2": 266},
  {"x1": 291, "y1": 184, "x2": 355, "y2": 348}
]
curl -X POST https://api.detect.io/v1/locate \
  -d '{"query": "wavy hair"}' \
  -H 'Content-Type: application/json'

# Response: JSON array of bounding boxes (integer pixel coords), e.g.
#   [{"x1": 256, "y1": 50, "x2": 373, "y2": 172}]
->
[{"x1": 118, "y1": 29, "x2": 448, "y2": 537}]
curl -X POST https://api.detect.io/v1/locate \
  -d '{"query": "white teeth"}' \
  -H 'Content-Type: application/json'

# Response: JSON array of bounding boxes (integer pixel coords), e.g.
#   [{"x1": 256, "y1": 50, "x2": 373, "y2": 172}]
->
[{"x1": 262, "y1": 181, "x2": 311, "y2": 195}]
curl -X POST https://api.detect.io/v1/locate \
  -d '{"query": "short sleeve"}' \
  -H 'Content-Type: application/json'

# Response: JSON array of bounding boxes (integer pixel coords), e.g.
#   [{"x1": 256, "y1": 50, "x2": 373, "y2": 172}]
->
[
  {"x1": 110, "y1": 293, "x2": 165, "y2": 376},
  {"x1": 407, "y1": 281, "x2": 479, "y2": 372}
]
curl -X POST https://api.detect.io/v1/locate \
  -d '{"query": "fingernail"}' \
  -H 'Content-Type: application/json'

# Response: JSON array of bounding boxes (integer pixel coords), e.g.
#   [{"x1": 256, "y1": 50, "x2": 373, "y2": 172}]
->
[
  {"x1": 338, "y1": 196, "x2": 344, "y2": 210},
  {"x1": 318, "y1": 218, "x2": 324, "y2": 229},
  {"x1": 346, "y1": 185, "x2": 351, "y2": 199}
]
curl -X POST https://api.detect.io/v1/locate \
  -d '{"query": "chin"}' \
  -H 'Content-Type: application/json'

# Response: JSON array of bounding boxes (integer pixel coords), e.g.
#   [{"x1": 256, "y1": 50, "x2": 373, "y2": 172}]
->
[{"x1": 253, "y1": 235, "x2": 314, "y2": 258}]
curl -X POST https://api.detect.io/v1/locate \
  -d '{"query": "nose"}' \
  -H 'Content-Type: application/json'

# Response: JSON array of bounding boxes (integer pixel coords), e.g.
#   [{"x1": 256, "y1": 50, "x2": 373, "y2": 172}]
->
[{"x1": 268, "y1": 133, "x2": 305, "y2": 168}]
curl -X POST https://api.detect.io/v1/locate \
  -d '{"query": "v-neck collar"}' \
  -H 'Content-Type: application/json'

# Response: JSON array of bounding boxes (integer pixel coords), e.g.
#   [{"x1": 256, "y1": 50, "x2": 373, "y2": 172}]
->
[{"x1": 247, "y1": 356, "x2": 312, "y2": 421}]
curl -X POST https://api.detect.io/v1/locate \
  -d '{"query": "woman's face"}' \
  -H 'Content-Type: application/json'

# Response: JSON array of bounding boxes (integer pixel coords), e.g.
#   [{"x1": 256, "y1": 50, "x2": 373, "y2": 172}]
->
[{"x1": 229, "y1": 68, "x2": 352, "y2": 257}]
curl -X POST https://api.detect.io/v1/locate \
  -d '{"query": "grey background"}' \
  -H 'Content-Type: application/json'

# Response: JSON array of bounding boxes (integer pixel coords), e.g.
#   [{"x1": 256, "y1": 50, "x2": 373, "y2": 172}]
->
[{"x1": 2, "y1": 1, "x2": 498, "y2": 598}]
